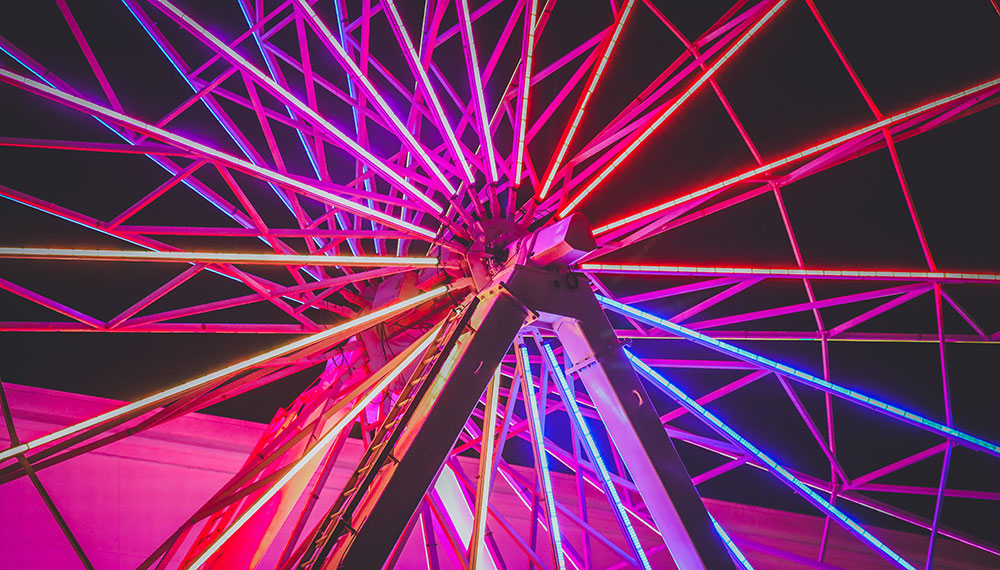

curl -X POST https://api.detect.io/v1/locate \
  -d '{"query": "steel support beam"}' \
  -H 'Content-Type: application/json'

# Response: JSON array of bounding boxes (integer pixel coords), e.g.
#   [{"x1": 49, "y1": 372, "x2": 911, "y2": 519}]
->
[
  {"x1": 504, "y1": 265, "x2": 736, "y2": 570},
  {"x1": 317, "y1": 286, "x2": 530, "y2": 568},
  {"x1": 303, "y1": 264, "x2": 734, "y2": 569}
]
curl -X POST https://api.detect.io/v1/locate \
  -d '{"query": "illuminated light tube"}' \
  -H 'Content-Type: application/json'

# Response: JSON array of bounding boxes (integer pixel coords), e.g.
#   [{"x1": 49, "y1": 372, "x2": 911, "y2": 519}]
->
[
  {"x1": 578, "y1": 263, "x2": 1000, "y2": 283},
  {"x1": 0, "y1": 286, "x2": 453, "y2": 463},
  {"x1": 595, "y1": 74, "x2": 1000, "y2": 234},
  {"x1": 0, "y1": 68, "x2": 438, "y2": 240},
  {"x1": 537, "y1": 0, "x2": 636, "y2": 200},
  {"x1": 516, "y1": 343, "x2": 567, "y2": 570},
  {"x1": 513, "y1": 0, "x2": 540, "y2": 184},
  {"x1": 456, "y1": 0, "x2": 499, "y2": 183},
  {"x1": 294, "y1": 0, "x2": 459, "y2": 197},
  {"x1": 145, "y1": 0, "x2": 445, "y2": 216},
  {"x1": 183, "y1": 329, "x2": 442, "y2": 570},
  {"x1": 558, "y1": 0, "x2": 788, "y2": 216},
  {"x1": 625, "y1": 350, "x2": 917, "y2": 570},
  {"x1": 709, "y1": 514, "x2": 755, "y2": 570},
  {"x1": 0, "y1": 247, "x2": 440, "y2": 267},
  {"x1": 383, "y1": 0, "x2": 476, "y2": 186},
  {"x1": 542, "y1": 343, "x2": 652, "y2": 570},
  {"x1": 597, "y1": 295, "x2": 1000, "y2": 458}
]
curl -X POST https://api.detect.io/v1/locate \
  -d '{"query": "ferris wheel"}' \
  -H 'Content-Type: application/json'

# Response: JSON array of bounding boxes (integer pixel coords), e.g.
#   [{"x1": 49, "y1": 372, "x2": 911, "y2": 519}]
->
[{"x1": 1, "y1": 1, "x2": 999, "y2": 569}]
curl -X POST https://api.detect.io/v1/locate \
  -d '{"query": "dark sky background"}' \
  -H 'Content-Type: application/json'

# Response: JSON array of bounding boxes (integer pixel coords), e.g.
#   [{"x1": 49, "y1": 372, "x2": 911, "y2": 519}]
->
[{"x1": 1, "y1": 0, "x2": 999, "y2": 551}]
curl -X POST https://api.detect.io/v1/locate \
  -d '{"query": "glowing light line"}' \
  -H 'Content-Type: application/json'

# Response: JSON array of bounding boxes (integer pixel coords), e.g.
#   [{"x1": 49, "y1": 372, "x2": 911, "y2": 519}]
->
[
  {"x1": 0, "y1": 286, "x2": 452, "y2": 463},
  {"x1": 537, "y1": 0, "x2": 635, "y2": 200},
  {"x1": 0, "y1": 247, "x2": 439, "y2": 267},
  {"x1": 147, "y1": 0, "x2": 444, "y2": 215},
  {"x1": 513, "y1": 0, "x2": 539, "y2": 184},
  {"x1": 626, "y1": 350, "x2": 917, "y2": 570},
  {"x1": 596, "y1": 74, "x2": 1000, "y2": 234},
  {"x1": 469, "y1": 367, "x2": 501, "y2": 569},
  {"x1": 456, "y1": 0, "x2": 499, "y2": 183},
  {"x1": 383, "y1": 0, "x2": 475, "y2": 185},
  {"x1": 559, "y1": 0, "x2": 788, "y2": 216},
  {"x1": 294, "y1": 0, "x2": 459, "y2": 196},
  {"x1": 182, "y1": 329, "x2": 441, "y2": 570},
  {"x1": 516, "y1": 343, "x2": 566, "y2": 570},
  {"x1": 0, "y1": 68, "x2": 436, "y2": 240},
  {"x1": 597, "y1": 295, "x2": 1000, "y2": 458},
  {"x1": 542, "y1": 343, "x2": 652, "y2": 570},
  {"x1": 709, "y1": 514, "x2": 755, "y2": 570},
  {"x1": 580, "y1": 263, "x2": 1000, "y2": 283}
]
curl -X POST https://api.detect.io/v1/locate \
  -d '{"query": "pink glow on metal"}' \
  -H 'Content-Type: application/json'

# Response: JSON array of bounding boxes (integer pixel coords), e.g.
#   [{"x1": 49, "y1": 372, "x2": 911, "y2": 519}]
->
[
  {"x1": 537, "y1": 0, "x2": 636, "y2": 200},
  {"x1": 180, "y1": 330, "x2": 440, "y2": 570},
  {"x1": 595, "y1": 74, "x2": 1000, "y2": 234},
  {"x1": 147, "y1": 0, "x2": 445, "y2": 216},
  {"x1": 558, "y1": 0, "x2": 787, "y2": 216},
  {"x1": 579, "y1": 263, "x2": 1000, "y2": 283},
  {"x1": 513, "y1": 0, "x2": 540, "y2": 184},
  {"x1": 0, "y1": 247, "x2": 439, "y2": 267},
  {"x1": 0, "y1": 69, "x2": 438, "y2": 240},
  {"x1": 382, "y1": 0, "x2": 475, "y2": 185},
  {"x1": 0, "y1": 286, "x2": 450, "y2": 463},
  {"x1": 294, "y1": 0, "x2": 459, "y2": 197},
  {"x1": 456, "y1": 0, "x2": 500, "y2": 183}
]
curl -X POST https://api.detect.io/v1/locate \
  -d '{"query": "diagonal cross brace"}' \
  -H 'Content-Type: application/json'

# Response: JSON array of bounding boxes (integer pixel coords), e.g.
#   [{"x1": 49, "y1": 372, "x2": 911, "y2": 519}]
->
[{"x1": 314, "y1": 265, "x2": 734, "y2": 569}]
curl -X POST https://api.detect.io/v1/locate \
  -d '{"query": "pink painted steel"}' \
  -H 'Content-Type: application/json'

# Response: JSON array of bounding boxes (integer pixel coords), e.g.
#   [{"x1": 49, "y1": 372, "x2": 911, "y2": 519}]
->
[{"x1": 1, "y1": 1, "x2": 998, "y2": 569}]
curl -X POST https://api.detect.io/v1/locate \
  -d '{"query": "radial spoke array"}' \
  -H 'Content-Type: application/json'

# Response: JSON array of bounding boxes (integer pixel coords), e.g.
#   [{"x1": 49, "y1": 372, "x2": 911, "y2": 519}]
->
[{"x1": 1, "y1": 1, "x2": 998, "y2": 569}]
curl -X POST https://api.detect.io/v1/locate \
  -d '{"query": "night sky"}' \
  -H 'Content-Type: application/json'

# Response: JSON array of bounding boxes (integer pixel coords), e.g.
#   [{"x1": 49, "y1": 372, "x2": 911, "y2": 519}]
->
[{"x1": 1, "y1": 0, "x2": 999, "y2": 554}]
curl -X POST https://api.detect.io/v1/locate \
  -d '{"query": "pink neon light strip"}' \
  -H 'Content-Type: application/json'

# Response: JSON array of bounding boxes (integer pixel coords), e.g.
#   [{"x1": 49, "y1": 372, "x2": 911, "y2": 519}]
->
[
  {"x1": 596, "y1": 74, "x2": 1000, "y2": 234},
  {"x1": 537, "y1": 0, "x2": 635, "y2": 200},
  {"x1": 295, "y1": 0, "x2": 459, "y2": 196},
  {"x1": 181, "y1": 329, "x2": 442, "y2": 570},
  {"x1": 383, "y1": 0, "x2": 475, "y2": 185},
  {"x1": 0, "y1": 286, "x2": 451, "y2": 462},
  {"x1": 457, "y1": 0, "x2": 499, "y2": 183},
  {"x1": 513, "y1": 0, "x2": 540, "y2": 184},
  {"x1": 0, "y1": 68, "x2": 437, "y2": 240},
  {"x1": 0, "y1": 247, "x2": 439, "y2": 267},
  {"x1": 579, "y1": 263, "x2": 1000, "y2": 283},
  {"x1": 148, "y1": 0, "x2": 444, "y2": 215},
  {"x1": 559, "y1": 0, "x2": 788, "y2": 216}
]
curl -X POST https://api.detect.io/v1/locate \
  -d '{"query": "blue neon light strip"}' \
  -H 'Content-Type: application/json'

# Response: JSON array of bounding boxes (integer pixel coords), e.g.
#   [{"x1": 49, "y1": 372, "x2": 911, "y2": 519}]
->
[
  {"x1": 625, "y1": 350, "x2": 917, "y2": 570},
  {"x1": 709, "y1": 514, "x2": 755, "y2": 570},
  {"x1": 542, "y1": 343, "x2": 653, "y2": 570},
  {"x1": 518, "y1": 344, "x2": 566, "y2": 570},
  {"x1": 596, "y1": 295, "x2": 1000, "y2": 458}
]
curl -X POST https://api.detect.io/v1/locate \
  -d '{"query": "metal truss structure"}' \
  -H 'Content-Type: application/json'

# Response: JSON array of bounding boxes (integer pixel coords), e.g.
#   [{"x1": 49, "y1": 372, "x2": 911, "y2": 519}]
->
[{"x1": 1, "y1": 1, "x2": 999, "y2": 569}]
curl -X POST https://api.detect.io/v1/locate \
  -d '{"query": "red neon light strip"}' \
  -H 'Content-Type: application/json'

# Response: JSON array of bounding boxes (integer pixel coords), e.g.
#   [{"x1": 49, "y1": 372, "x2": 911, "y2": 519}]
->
[
  {"x1": 595, "y1": 74, "x2": 1000, "y2": 234},
  {"x1": 559, "y1": 0, "x2": 788, "y2": 216},
  {"x1": 537, "y1": 0, "x2": 636, "y2": 200}
]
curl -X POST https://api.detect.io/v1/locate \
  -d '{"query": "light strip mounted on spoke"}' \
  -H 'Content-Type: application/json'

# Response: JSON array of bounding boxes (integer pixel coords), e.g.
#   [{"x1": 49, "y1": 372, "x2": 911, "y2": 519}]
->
[
  {"x1": 0, "y1": 69, "x2": 439, "y2": 240},
  {"x1": 0, "y1": 286, "x2": 453, "y2": 462},
  {"x1": 709, "y1": 514, "x2": 755, "y2": 570},
  {"x1": 558, "y1": 0, "x2": 789, "y2": 216},
  {"x1": 580, "y1": 262, "x2": 1000, "y2": 283},
  {"x1": 597, "y1": 295, "x2": 1000, "y2": 458},
  {"x1": 595, "y1": 74, "x2": 1000, "y2": 235},
  {"x1": 542, "y1": 343, "x2": 652, "y2": 570},
  {"x1": 626, "y1": 349, "x2": 917, "y2": 570},
  {"x1": 0, "y1": 247, "x2": 440, "y2": 267},
  {"x1": 516, "y1": 342, "x2": 566, "y2": 570}
]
